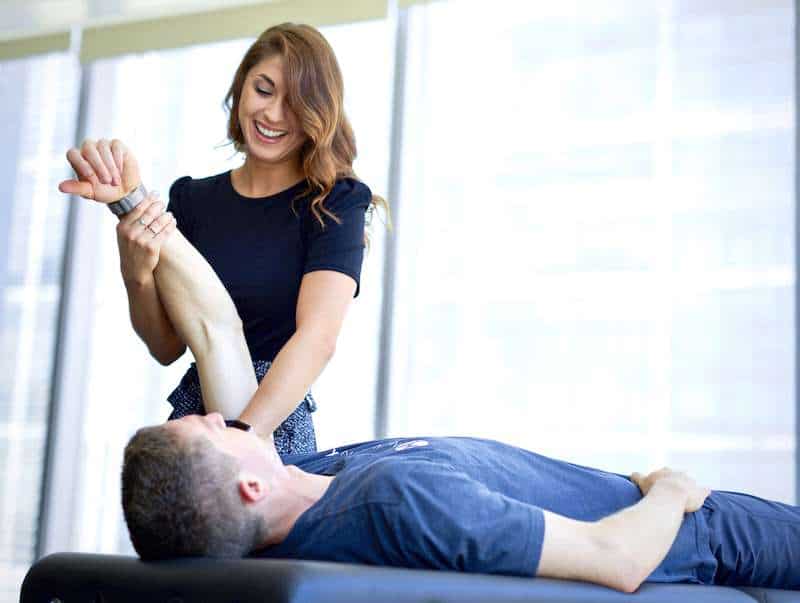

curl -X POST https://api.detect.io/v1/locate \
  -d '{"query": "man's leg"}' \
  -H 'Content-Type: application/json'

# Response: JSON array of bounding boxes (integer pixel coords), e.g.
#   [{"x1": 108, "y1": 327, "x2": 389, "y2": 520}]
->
[
  {"x1": 704, "y1": 490, "x2": 800, "y2": 589},
  {"x1": 148, "y1": 215, "x2": 258, "y2": 418}
]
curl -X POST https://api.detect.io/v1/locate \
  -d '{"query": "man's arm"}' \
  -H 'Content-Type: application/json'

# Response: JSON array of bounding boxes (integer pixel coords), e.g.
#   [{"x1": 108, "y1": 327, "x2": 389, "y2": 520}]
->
[
  {"x1": 60, "y1": 139, "x2": 258, "y2": 418},
  {"x1": 537, "y1": 468, "x2": 710, "y2": 593},
  {"x1": 150, "y1": 215, "x2": 258, "y2": 417}
]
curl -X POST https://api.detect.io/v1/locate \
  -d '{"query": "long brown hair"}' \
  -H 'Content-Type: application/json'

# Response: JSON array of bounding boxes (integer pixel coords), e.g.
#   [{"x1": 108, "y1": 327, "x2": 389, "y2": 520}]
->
[{"x1": 224, "y1": 23, "x2": 389, "y2": 236}]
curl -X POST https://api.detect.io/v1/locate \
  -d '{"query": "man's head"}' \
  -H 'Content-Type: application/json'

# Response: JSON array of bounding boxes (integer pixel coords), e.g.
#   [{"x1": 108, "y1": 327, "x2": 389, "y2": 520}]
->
[{"x1": 121, "y1": 413, "x2": 281, "y2": 560}]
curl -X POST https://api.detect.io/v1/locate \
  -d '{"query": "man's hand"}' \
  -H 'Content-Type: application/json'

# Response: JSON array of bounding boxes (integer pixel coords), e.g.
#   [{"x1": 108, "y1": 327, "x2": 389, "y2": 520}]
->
[
  {"x1": 630, "y1": 467, "x2": 710, "y2": 513},
  {"x1": 58, "y1": 138, "x2": 141, "y2": 203}
]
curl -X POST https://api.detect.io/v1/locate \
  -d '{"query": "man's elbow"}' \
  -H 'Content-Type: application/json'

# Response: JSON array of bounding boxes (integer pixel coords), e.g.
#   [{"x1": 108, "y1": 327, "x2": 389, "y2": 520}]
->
[
  {"x1": 592, "y1": 532, "x2": 647, "y2": 593},
  {"x1": 151, "y1": 343, "x2": 186, "y2": 366},
  {"x1": 616, "y1": 572, "x2": 645, "y2": 594},
  {"x1": 609, "y1": 551, "x2": 648, "y2": 594}
]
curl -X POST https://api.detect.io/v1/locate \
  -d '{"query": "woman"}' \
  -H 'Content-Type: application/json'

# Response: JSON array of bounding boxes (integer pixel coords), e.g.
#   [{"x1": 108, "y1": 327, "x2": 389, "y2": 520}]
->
[{"x1": 59, "y1": 23, "x2": 385, "y2": 455}]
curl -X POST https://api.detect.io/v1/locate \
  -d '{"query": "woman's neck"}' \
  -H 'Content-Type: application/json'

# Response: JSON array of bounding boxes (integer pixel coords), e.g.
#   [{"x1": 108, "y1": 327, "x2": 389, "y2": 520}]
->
[{"x1": 232, "y1": 156, "x2": 304, "y2": 198}]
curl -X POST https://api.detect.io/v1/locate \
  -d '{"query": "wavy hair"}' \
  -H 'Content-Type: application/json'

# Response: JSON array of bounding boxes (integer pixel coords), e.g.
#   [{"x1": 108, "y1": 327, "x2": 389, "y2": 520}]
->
[{"x1": 224, "y1": 23, "x2": 389, "y2": 238}]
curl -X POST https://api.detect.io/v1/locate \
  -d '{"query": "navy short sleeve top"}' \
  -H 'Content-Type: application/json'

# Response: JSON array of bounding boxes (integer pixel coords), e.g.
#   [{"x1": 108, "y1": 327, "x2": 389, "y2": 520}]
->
[{"x1": 167, "y1": 171, "x2": 371, "y2": 362}]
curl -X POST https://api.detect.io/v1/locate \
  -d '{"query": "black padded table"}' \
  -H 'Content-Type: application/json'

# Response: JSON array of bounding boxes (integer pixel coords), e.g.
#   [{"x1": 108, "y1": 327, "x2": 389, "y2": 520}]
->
[{"x1": 20, "y1": 553, "x2": 800, "y2": 603}]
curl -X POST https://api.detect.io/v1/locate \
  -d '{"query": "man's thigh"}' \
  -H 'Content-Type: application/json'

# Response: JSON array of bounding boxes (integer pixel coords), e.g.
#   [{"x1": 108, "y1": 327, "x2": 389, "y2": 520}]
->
[{"x1": 705, "y1": 490, "x2": 800, "y2": 589}]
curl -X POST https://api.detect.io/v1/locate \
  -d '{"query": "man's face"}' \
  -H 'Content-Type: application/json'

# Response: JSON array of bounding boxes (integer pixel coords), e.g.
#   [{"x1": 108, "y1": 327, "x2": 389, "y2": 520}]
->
[{"x1": 166, "y1": 413, "x2": 275, "y2": 475}]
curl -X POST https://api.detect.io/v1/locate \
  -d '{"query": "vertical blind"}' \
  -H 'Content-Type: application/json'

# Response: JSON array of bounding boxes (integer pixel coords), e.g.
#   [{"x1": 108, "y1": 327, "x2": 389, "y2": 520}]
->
[{"x1": 0, "y1": 52, "x2": 79, "y2": 603}]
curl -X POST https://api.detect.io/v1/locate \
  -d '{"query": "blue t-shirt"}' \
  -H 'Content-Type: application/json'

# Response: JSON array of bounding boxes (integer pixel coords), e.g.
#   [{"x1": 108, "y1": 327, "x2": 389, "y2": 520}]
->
[
  {"x1": 167, "y1": 172, "x2": 370, "y2": 362},
  {"x1": 254, "y1": 437, "x2": 717, "y2": 583}
]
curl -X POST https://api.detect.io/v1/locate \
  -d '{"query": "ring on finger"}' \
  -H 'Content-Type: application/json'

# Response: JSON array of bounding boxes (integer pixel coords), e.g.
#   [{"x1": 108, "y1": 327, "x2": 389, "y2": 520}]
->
[{"x1": 138, "y1": 217, "x2": 147, "y2": 226}]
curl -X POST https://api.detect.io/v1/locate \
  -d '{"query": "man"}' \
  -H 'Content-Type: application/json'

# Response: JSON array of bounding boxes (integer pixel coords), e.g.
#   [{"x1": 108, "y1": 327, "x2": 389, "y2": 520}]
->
[
  {"x1": 63, "y1": 141, "x2": 800, "y2": 594},
  {"x1": 122, "y1": 413, "x2": 800, "y2": 593}
]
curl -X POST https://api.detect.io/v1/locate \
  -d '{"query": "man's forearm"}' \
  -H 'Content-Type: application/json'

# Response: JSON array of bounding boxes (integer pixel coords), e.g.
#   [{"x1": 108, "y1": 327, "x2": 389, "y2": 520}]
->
[
  {"x1": 153, "y1": 230, "x2": 239, "y2": 338},
  {"x1": 592, "y1": 481, "x2": 688, "y2": 591},
  {"x1": 148, "y1": 228, "x2": 258, "y2": 417}
]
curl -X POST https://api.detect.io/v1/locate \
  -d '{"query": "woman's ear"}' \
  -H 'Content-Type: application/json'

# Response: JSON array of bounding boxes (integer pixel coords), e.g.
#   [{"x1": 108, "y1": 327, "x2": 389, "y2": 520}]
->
[{"x1": 238, "y1": 472, "x2": 267, "y2": 503}]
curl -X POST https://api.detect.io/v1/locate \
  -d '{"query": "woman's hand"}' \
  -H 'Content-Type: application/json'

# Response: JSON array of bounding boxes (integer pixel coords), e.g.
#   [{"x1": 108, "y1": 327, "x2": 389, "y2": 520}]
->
[
  {"x1": 59, "y1": 138, "x2": 141, "y2": 203},
  {"x1": 630, "y1": 467, "x2": 710, "y2": 513},
  {"x1": 117, "y1": 193, "x2": 177, "y2": 286}
]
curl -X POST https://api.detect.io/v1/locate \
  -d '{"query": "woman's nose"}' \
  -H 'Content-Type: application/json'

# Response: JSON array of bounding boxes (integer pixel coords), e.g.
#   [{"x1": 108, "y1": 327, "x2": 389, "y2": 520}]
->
[{"x1": 263, "y1": 100, "x2": 288, "y2": 125}]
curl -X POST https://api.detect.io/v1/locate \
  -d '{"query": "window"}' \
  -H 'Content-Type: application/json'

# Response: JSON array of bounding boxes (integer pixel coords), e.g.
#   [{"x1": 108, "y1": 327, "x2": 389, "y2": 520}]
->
[{"x1": 389, "y1": 0, "x2": 794, "y2": 502}]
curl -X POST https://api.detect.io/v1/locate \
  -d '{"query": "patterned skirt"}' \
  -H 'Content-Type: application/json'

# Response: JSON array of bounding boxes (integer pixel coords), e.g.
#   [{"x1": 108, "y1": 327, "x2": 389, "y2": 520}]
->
[{"x1": 166, "y1": 359, "x2": 317, "y2": 455}]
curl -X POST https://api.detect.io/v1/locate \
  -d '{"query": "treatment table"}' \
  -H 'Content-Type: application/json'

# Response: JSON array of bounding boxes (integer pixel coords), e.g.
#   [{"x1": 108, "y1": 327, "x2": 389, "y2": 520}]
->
[{"x1": 20, "y1": 553, "x2": 800, "y2": 602}]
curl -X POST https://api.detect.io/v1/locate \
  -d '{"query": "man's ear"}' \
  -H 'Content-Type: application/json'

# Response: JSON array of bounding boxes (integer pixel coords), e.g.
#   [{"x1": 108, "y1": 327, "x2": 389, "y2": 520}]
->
[{"x1": 238, "y1": 472, "x2": 268, "y2": 503}]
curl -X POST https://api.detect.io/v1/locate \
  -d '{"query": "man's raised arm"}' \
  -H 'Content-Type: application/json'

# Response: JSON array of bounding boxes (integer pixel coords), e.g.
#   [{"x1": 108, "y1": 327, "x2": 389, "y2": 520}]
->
[
  {"x1": 59, "y1": 138, "x2": 258, "y2": 418},
  {"x1": 536, "y1": 468, "x2": 710, "y2": 593}
]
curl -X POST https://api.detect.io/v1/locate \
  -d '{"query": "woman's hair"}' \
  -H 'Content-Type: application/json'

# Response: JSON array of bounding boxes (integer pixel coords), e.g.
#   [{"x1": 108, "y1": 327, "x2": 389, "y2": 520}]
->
[
  {"x1": 121, "y1": 425, "x2": 267, "y2": 560},
  {"x1": 224, "y1": 22, "x2": 389, "y2": 237}
]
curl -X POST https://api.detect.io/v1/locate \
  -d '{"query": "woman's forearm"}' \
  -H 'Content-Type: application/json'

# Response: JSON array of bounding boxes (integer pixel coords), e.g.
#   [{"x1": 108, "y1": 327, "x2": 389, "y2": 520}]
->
[
  {"x1": 124, "y1": 274, "x2": 186, "y2": 365},
  {"x1": 237, "y1": 328, "x2": 335, "y2": 439}
]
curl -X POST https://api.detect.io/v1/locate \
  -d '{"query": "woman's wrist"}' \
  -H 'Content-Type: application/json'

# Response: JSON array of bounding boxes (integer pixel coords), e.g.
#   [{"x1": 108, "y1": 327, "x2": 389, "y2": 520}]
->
[
  {"x1": 238, "y1": 412, "x2": 275, "y2": 443},
  {"x1": 251, "y1": 424, "x2": 274, "y2": 443}
]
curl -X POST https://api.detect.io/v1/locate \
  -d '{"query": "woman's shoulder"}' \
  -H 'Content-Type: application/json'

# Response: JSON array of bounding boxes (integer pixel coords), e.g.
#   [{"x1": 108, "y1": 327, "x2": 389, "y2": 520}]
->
[
  {"x1": 324, "y1": 177, "x2": 372, "y2": 210},
  {"x1": 332, "y1": 176, "x2": 371, "y2": 199},
  {"x1": 169, "y1": 171, "x2": 230, "y2": 204}
]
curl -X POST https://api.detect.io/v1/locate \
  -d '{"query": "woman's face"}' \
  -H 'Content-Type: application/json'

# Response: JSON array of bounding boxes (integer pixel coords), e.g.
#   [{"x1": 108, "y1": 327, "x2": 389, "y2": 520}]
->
[{"x1": 237, "y1": 54, "x2": 305, "y2": 166}]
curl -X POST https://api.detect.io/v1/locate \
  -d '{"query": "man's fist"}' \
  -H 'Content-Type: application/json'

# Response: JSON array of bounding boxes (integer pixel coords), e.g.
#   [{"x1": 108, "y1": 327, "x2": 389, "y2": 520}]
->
[
  {"x1": 631, "y1": 467, "x2": 710, "y2": 513},
  {"x1": 58, "y1": 138, "x2": 140, "y2": 204}
]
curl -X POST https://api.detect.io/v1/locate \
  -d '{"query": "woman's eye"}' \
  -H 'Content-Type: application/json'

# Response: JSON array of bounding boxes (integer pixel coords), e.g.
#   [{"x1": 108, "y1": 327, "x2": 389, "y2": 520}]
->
[{"x1": 256, "y1": 88, "x2": 273, "y2": 96}]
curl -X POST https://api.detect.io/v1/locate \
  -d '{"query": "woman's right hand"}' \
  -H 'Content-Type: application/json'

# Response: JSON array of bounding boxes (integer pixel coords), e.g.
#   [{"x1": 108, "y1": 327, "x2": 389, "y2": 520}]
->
[{"x1": 117, "y1": 193, "x2": 177, "y2": 285}]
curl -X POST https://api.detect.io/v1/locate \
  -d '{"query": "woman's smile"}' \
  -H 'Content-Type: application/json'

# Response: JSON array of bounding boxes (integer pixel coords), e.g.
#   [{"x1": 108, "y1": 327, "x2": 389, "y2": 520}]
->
[{"x1": 253, "y1": 120, "x2": 288, "y2": 144}]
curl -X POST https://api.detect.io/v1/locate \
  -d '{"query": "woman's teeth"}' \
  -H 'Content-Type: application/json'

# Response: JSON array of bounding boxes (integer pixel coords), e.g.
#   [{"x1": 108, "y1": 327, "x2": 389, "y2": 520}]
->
[{"x1": 255, "y1": 122, "x2": 287, "y2": 139}]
